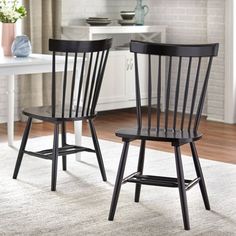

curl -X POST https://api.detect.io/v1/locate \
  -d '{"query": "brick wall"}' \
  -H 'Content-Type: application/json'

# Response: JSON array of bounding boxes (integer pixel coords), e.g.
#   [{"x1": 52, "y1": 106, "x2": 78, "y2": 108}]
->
[
  {"x1": 207, "y1": 0, "x2": 225, "y2": 121},
  {"x1": 0, "y1": 0, "x2": 225, "y2": 122},
  {"x1": 147, "y1": 0, "x2": 225, "y2": 121},
  {"x1": 62, "y1": 0, "x2": 225, "y2": 121},
  {"x1": 146, "y1": 0, "x2": 208, "y2": 115}
]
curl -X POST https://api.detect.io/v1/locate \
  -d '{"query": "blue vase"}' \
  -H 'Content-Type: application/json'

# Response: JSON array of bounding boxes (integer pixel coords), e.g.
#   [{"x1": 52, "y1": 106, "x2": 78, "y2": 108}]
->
[{"x1": 11, "y1": 35, "x2": 32, "y2": 57}]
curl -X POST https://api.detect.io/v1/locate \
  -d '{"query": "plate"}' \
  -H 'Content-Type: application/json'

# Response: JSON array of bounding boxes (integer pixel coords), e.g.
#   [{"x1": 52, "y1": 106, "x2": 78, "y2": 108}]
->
[
  {"x1": 87, "y1": 17, "x2": 109, "y2": 20},
  {"x1": 86, "y1": 18, "x2": 111, "y2": 26},
  {"x1": 118, "y1": 19, "x2": 135, "y2": 26},
  {"x1": 86, "y1": 21, "x2": 111, "y2": 26},
  {"x1": 86, "y1": 22, "x2": 111, "y2": 26}
]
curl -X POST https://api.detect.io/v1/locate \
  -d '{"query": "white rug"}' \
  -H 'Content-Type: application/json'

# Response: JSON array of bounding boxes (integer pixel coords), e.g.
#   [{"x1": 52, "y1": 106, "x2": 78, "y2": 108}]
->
[{"x1": 0, "y1": 134, "x2": 236, "y2": 236}]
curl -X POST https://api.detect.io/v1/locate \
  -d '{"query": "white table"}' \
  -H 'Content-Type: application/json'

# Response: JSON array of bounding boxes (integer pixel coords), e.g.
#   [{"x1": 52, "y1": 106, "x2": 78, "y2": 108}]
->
[{"x1": 0, "y1": 54, "x2": 82, "y2": 151}]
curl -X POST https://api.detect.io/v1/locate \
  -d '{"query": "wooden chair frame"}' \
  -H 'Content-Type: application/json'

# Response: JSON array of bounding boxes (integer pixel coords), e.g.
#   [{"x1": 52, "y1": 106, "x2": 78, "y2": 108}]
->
[
  {"x1": 108, "y1": 40, "x2": 219, "y2": 230},
  {"x1": 13, "y1": 38, "x2": 112, "y2": 191}
]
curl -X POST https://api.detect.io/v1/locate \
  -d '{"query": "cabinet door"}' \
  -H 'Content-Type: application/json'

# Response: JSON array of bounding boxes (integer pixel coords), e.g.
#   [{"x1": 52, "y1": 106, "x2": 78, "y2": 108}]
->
[{"x1": 97, "y1": 51, "x2": 129, "y2": 111}]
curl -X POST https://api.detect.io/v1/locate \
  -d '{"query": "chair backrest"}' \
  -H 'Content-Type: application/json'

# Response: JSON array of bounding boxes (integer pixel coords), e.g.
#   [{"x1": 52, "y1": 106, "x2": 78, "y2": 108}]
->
[
  {"x1": 49, "y1": 38, "x2": 112, "y2": 118},
  {"x1": 130, "y1": 40, "x2": 219, "y2": 132}
]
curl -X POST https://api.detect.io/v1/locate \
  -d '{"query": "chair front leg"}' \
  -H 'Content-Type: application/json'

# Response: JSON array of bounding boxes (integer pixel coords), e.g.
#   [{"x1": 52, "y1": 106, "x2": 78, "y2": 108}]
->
[
  {"x1": 13, "y1": 117, "x2": 32, "y2": 179},
  {"x1": 51, "y1": 123, "x2": 59, "y2": 191},
  {"x1": 61, "y1": 121, "x2": 67, "y2": 171},
  {"x1": 88, "y1": 119, "x2": 107, "y2": 181},
  {"x1": 190, "y1": 142, "x2": 210, "y2": 210},
  {"x1": 108, "y1": 141, "x2": 130, "y2": 221},
  {"x1": 134, "y1": 139, "x2": 146, "y2": 202},
  {"x1": 174, "y1": 145, "x2": 190, "y2": 230}
]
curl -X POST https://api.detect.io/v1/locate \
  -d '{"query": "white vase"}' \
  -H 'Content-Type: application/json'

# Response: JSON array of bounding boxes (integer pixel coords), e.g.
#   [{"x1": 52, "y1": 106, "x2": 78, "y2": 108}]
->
[{"x1": 11, "y1": 35, "x2": 32, "y2": 57}]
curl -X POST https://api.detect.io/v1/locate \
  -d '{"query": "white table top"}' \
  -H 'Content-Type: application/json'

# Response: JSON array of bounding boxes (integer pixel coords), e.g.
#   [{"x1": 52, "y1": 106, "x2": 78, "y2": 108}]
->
[
  {"x1": 0, "y1": 53, "x2": 74, "y2": 75},
  {"x1": 62, "y1": 25, "x2": 167, "y2": 34},
  {"x1": 0, "y1": 54, "x2": 53, "y2": 66}
]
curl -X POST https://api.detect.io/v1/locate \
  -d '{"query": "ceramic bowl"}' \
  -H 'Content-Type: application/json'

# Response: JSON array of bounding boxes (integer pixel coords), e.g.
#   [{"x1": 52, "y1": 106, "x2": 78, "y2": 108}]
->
[{"x1": 120, "y1": 11, "x2": 135, "y2": 20}]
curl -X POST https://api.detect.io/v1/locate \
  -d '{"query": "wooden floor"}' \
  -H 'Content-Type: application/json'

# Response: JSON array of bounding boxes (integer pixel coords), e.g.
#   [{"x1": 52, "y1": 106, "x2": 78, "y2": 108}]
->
[{"x1": 0, "y1": 108, "x2": 235, "y2": 164}]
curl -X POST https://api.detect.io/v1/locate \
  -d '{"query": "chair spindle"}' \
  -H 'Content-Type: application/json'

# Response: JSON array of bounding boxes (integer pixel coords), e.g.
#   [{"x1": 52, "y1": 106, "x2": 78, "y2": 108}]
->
[
  {"x1": 165, "y1": 56, "x2": 172, "y2": 131},
  {"x1": 69, "y1": 52, "x2": 78, "y2": 117},
  {"x1": 156, "y1": 55, "x2": 162, "y2": 130},
  {"x1": 62, "y1": 52, "x2": 68, "y2": 117},
  {"x1": 75, "y1": 52, "x2": 86, "y2": 117},
  {"x1": 173, "y1": 56, "x2": 182, "y2": 131},
  {"x1": 148, "y1": 54, "x2": 152, "y2": 129},
  {"x1": 194, "y1": 57, "x2": 213, "y2": 131},
  {"x1": 180, "y1": 57, "x2": 192, "y2": 130},
  {"x1": 188, "y1": 57, "x2": 201, "y2": 131},
  {"x1": 134, "y1": 53, "x2": 142, "y2": 129}
]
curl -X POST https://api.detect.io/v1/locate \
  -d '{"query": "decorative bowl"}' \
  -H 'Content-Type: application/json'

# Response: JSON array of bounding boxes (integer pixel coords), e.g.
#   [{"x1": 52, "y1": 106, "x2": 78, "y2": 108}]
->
[{"x1": 120, "y1": 11, "x2": 135, "y2": 20}]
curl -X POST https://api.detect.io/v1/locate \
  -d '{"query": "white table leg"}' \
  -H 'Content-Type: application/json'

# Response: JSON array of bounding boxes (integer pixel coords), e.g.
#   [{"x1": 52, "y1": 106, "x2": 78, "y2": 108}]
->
[
  {"x1": 7, "y1": 75, "x2": 15, "y2": 147},
  {"x1": 74, "y1": 120, "x2": 82, "y2": 161}
]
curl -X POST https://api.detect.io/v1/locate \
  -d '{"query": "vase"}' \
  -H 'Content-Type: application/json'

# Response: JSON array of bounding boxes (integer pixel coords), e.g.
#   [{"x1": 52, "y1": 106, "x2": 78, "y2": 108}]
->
[
  {"x1": 11, "y1": 35, "x2": 32, "y2": 57},
  {"x1": 135, "y1": 0, "x2": 149, "y2": 25},
  {"x1": 1, "y1": 23, "x2": 16, "y2": 56}
]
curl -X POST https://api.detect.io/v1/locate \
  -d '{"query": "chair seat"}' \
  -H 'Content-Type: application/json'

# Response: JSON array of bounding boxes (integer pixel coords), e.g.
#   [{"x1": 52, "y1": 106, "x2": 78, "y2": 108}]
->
[
  {"x1": 23, "y1": 105, "x2": 96, "y2": 122},
  {"x1": 116, "y1": 127, "x2": 202, "y2": 143}
]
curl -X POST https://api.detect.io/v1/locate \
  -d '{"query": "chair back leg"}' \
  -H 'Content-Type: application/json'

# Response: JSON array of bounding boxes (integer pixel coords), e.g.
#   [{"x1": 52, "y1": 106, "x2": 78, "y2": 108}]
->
[
  {"x1": 134, "y1": 140, "x2": 146, "y2": 202},
  {"x1": 51, "y1": 123, "x2": 59, "y2": 191},
  {"x1": 88, "y1": 119, "x2": 107, "y2": 181},
  {"x1": 61, "y1": 122, "x2": 67, "y2": 171},
  {"x1": 174, "y1": 145, "x2": 190, "y2": 230},
  {"x1": 13, "y1": 117, "x2": 32, "y2": 179},
  {"x1": 190, "y1": 142, "x2": 210, "y2": 210}
]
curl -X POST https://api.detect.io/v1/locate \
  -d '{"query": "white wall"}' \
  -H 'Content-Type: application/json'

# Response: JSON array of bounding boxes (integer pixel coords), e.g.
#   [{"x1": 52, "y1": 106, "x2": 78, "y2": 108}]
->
[
  {"x1": 0, "y1": 0, "x2": 226, "y2": 123},
  {"x1": 62, "y1": 0, "x2": 225, "y2": 122}
]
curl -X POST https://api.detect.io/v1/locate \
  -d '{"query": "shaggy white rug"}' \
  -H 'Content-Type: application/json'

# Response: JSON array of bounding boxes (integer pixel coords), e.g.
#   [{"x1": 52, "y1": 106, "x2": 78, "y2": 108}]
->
[{"x1": 0, "y1": 134, "x2": 236, "y2": 236}]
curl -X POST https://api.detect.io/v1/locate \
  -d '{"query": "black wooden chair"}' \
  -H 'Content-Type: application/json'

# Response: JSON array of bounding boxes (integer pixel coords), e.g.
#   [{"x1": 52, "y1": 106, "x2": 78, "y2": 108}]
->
[
  {"x1": 108, "y1": 40, "x2": 219, "y2": 230},
  {"x1": 13, "y1": 38, "x2": 112, "y2": 191}
]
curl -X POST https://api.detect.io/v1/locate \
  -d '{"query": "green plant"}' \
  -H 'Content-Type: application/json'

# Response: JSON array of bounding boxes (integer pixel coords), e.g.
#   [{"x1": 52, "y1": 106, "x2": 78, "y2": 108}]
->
[{"x1": 0, "y1": 0, "x2": 26, "y2": 23}]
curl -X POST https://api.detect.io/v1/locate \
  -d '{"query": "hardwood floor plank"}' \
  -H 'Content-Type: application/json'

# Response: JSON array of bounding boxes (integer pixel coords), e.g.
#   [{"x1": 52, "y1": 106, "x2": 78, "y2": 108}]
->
[{"x1": 0, "y1": 108, "x2": 235, "y2": 164}]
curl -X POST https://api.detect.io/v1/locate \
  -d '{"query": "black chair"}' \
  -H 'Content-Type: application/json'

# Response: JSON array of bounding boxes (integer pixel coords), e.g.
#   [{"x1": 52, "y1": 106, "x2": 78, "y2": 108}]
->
[
  {"x1": 13, "y1": 38, "x2": 112, "y2": 191},
  {"x1": 108, "y1": 40, "x2": 219, "y2": 230}
]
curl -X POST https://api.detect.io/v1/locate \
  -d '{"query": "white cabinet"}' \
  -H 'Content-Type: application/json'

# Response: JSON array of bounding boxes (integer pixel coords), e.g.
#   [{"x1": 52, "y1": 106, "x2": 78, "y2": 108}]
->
[
  {"x1": 61, "y1": 25, "x2": 166, "y2": 111},
  {"x1": 97, "y1": 50, "x2": 131, "y2": 110}
]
